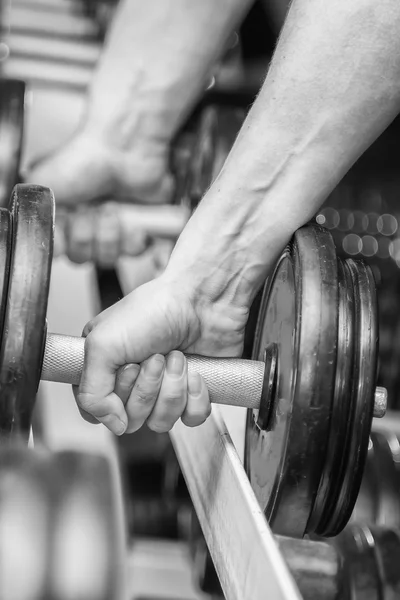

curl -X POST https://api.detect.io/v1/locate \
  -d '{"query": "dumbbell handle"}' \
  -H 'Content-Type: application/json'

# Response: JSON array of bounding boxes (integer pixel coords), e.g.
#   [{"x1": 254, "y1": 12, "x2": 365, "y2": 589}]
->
[{"x1": 42, "y1": 333, "x2": 264, "y2": 410}]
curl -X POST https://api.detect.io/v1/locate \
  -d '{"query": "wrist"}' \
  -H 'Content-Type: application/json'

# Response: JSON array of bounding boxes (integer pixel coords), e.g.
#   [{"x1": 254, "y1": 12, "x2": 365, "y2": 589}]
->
[{"x1": 163, "y1": 192, "x2": 289, "y2": 311}]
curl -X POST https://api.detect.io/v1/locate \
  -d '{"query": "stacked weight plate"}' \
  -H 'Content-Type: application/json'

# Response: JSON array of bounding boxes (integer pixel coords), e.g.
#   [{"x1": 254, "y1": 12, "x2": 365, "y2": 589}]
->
[
  {"x1": 245, "y1": 226, "x2": 379, "y2": 538},
  {"x1": 0, "y1": 186, "x2": 52, "y2": 442}
]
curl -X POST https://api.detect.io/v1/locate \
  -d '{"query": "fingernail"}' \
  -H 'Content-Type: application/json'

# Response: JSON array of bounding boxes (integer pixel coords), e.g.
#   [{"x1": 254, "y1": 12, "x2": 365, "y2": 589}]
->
[
  {"x1": 166, "y1": 351, "x2": 185, "y2": 377},
  {"x1": 188, "y1": 371, "x2": 202, "y2": 395},
  {"x1": 144, "y1": 354, "x2": 165, "y2": 379},
  {"x1": 101, "y1": 414, "x2": 127, "y2": 436}
]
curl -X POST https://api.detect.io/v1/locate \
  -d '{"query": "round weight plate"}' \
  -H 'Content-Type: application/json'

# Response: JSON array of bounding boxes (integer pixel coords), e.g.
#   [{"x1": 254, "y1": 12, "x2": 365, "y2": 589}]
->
[
  {"x1": 308, "y1": 257, "x2": 355, "y2": 533},
  {"x1": 367, "y1": 432, "x2": 400, "y2": 527},
  {"x1": 0, "y1": 209, "x2": 12, "y2": 344},
  {"x1": 0, "y1": 79, "x2": 25, "y2": 207},
  {"x1": 324, "y1": 259, "x2": 378, "y2": 535},
  {"x1": 351, "y1": 438, "x2": 378, "y2": 525},
  {"x1": 244, "y1": 223, "x2": 338, "y2": 537},
  {"x1": 0, "y1": 445, "x2": 53, "y2": 600},
  {"x1": 333, "y1": 524, "x2": 381, "y2": 600},
  {"x1": 183, "y1": 105, "x2": 217, "y2": 210},
  {"x1": 371, "y1": 431, "x2": 400, "y2": 527},
  {"x1": 0, "y1": 184, "x2": 54, "y2": 442},
  {"x1": 49, "y1": 452, "x2": 126, "y2": 600},
  {"x1": 370, "y1": 527, "x2": 400, "y2": 598}
]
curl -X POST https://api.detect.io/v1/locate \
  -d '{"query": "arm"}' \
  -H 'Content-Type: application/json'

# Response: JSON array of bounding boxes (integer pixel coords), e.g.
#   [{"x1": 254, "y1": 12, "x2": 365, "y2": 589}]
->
[
  {"x1": 29, "y1": 0, "x2": 254, "y2": 264},
  {"x1": 85, "y1": 0, "x2": 254, "y2": 147},
  {"x1": 165, "y1": 0, "x2": 400, "y2": 308}
]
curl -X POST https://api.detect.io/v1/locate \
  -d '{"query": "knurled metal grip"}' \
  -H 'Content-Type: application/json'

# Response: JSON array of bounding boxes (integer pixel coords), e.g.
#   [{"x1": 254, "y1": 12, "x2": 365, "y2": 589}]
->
[
  {"x1": 41, "y1": 333, "x2": 266, "y2": 409},
  {"x1": 42, "y1": 334, "x2": 85, "y2": 386}
]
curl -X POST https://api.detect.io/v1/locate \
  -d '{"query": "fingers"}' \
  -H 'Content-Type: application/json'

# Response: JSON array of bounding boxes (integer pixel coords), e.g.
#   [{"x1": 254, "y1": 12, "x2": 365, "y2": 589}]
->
[
  {"x1": 75, "y1": 333, "x2": 128, "y2": 436},
  {"x1": 146, "y1": 351, "x2": 188, "y2": 433},
  {"x1": 93, "y1": 202, "x2": 122, "y2": 267},
  {"x1": 124, "y1": 354, "x2": 165, "y2": 433},
  {"x1": 117, "y1": 351, "x2": 211, "y2": 433},
  {"x1": 115, "y1": 364, "x2": 141, "y2": 404},
  {"x1": 64, "y1": 204, "x2": 122, "y2": 267},
  {"x1": 65, "y1": 207, "x2": 95, "y2": 264},
  {"x1": 181, "y1": 371, "x2": 211, "y2": 427},
  {"x1": 78, "y1": 349, "x2": 211, "y2": 434},
  {"x1": 59, "y1": 203, "x2": 155, "y2": 266}
]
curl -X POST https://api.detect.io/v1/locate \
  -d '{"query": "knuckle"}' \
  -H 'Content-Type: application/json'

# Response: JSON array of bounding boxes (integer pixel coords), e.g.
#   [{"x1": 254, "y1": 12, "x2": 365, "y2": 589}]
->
[
  {"x1": 133, "y1": 383, "x2": 158, "y2": 406},
  {"x1": 76, "y1": 392, "x2": 98, "y2": 415},
  {"x1": 159, "y1": 389, "x2": 186, "y2": 408},
  {"x1": 84, "y1": 329, "x2": 103, "y2": 353}
]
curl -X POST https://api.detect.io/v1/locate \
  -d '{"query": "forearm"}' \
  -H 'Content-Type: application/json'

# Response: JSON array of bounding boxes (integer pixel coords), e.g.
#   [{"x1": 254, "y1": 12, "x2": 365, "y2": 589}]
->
[
  {"x1": 85, "y1": 0, "x2": 253, "y2": 146},
  {"x1": 166, "y1": 0, "x2": 400, "y2": 307}
]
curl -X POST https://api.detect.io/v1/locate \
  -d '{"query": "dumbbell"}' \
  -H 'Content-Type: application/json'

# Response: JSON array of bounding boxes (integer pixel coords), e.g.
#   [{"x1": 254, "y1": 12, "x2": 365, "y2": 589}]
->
[
  {"x1": 0, "y1": 443, "x2": 125, "y2": 600},
  {"x1": 0, "y1": 183, "x2": 387, "y2": 541}
]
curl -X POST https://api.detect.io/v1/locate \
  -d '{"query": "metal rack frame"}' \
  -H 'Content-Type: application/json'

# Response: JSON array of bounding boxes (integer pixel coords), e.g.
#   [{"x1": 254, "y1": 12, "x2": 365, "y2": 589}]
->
[{"x1": 170, "y1": 407, "x2": 302, "y2": 600}]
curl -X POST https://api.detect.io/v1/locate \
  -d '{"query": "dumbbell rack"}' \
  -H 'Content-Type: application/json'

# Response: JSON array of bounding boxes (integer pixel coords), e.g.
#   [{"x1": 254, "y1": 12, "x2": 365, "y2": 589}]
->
[{"x1": 170, "y1": 408, "x2": 301, "y2": 600}]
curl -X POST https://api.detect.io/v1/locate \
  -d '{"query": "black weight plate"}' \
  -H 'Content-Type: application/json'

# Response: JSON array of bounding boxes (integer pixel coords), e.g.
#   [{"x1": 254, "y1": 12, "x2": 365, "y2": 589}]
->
[
  {"x1": 371, "y1": 431, "x2": 400, "y2": 527},
  {"x1": 351, "y1": 438, "x2": 379, "y2": 525},
  {"x1": 0, "y1": 209, "x2": 12, "y2": 344},
  {"x1": 0, "y1": 184, "x2": 54, "y2": 442},
  {"x1": 244, "y1": 223, "x2": 338, "y2": 537},
  {"x1": 327, "y1": 260, "x2": 378, "y2": 535},
  {"x1": 371, "y1": 527, "x2": 400, "y2": 599},
  {"x1": 333, "y1": 524, "x2": 381, "y2": 600},
  {"x1": 313, "y1": 259, "x2": 358, "y2": 535},
  {"x1": 308, "y1": 257, "x2": 355, "y2": 534},
  {"x1": 0, "y1": 79, "x2": 25, "y2": 207},
  {"x1": 184, "y1": 105, "x2": 218, "y2": 209}
]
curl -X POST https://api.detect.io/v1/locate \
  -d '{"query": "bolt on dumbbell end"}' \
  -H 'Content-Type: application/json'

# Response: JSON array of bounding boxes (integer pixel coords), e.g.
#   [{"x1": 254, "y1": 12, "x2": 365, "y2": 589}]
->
[{"x1": 373, "y1": 386, "x2": 387, "y2": 418}]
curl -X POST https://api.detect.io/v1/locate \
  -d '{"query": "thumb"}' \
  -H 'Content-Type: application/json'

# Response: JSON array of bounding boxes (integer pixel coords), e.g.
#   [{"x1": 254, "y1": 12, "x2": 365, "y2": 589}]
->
[{"x1": 74, "y1": 332, "x2": 128, "y2": 436}]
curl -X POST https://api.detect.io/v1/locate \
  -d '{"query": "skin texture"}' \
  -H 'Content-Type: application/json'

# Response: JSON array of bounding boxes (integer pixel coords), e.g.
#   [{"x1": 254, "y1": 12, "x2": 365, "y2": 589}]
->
[
  {"x1": 30, "y1": 0, "x2": 400, "y2": 435},
  {"x1": 30, "y1": 0, "x2": 252, "y2": 265}
]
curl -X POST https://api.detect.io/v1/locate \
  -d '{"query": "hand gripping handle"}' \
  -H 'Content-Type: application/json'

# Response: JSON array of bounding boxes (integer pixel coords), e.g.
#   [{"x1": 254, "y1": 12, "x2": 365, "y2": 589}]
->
[
  {"x1": 41, "y1": 333, "x2": 265, "y2": 410},
  {"x1": 54, "y1": 204, "x2": 190, "y2": 258}
]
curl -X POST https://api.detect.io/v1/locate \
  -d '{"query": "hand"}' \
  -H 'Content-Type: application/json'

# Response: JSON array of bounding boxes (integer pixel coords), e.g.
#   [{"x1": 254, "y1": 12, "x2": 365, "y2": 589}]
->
[
  {"x1": 28, "y1": 127, "x2": 174, "y2": 265},
  {"x1": 76, "y1": 273, "x2": 248, "y2": 434}
]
